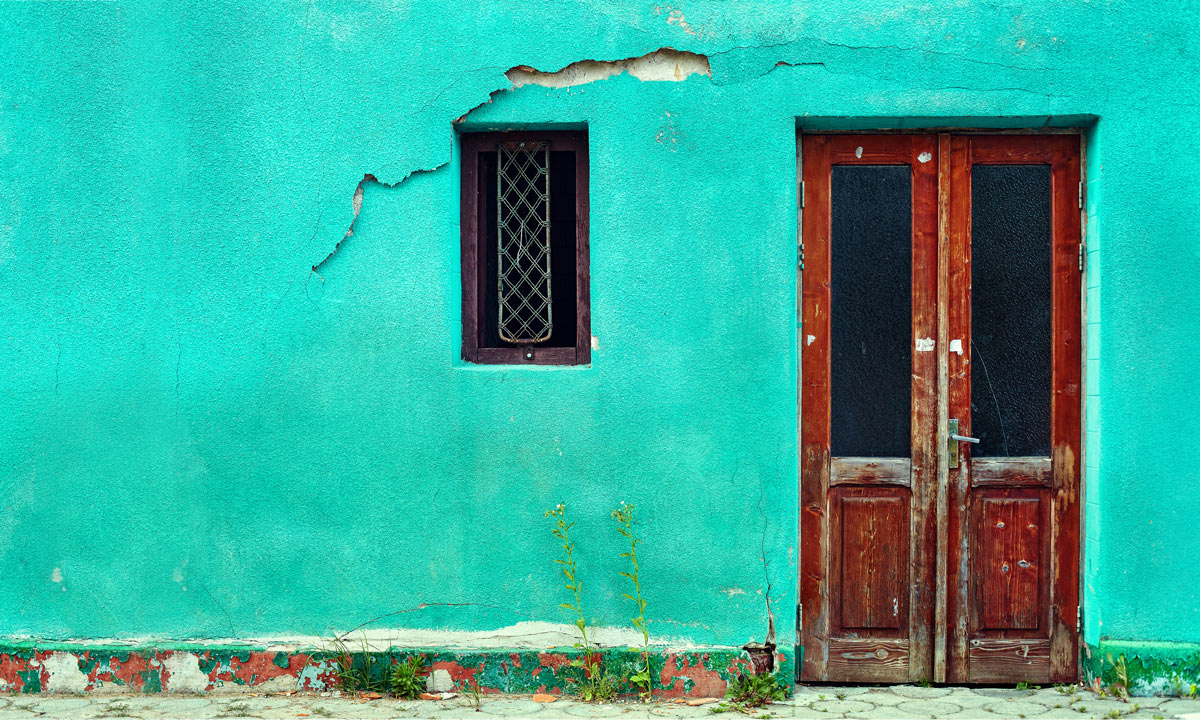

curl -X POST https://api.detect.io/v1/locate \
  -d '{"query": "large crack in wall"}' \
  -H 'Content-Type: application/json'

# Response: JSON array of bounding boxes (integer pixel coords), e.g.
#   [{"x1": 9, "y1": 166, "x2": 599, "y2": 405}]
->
[{"x1": 309, "y1": 48, "x2": 710, "y2": 275}]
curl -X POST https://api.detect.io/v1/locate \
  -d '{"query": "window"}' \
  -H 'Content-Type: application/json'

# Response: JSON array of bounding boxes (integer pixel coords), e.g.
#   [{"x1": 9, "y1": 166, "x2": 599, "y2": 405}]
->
[{"x1": 460, "y1": 131, "x2": 590, "y2": 365}]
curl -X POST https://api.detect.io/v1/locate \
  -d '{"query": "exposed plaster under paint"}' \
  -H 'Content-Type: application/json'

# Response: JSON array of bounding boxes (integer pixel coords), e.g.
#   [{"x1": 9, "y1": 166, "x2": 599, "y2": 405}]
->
[
  {"x1": 506, "y1": 48, "x2": 711, "y2": 89},
  {"x1": 6, "y1": 622, "x2": 710, "y2": 653}
]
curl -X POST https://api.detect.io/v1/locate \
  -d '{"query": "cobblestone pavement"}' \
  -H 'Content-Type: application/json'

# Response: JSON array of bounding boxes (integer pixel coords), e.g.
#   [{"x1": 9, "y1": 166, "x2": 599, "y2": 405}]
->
[{"x1": 3, "y1": 686, "x2": 1200, "y2": 719}]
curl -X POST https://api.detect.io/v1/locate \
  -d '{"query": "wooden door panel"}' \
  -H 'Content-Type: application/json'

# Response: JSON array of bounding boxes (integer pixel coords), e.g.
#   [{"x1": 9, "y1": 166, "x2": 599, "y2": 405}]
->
[
  {"x1": 833, "y1": 490, "x2": 909, "y2": 632},
  {"x1": 974, "y1": 494, "x2": 1047, "y2": 631},
  {"x1": 969, "y1": 640, "x2": 1051, "y2": 683},
  {"x1": 827, "y1": 639, "x2": 910, "y2": 683},
  {"x1": 972, "y1": 458, "x2": 1052, "y2": 487},
  {"x1": 831, "y1": 458, "x2": 911, "y2": 487}
]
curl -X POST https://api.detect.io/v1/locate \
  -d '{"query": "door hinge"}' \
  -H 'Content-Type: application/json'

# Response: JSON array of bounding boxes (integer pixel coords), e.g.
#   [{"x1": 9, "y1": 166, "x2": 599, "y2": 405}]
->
[
  {"x1": 799, "y1": 242, "x2": 805, "y2": 270},
  {"x1": 801, "y1": 180, "x2": 806, "y2": 209},
  {"x1": 1078, "y1": 181, "x2": 1084, "y2": 210},
  {"x1": 1079, "y1": 242, "x2": 1086, "y2": 272},
  {"x1": 1077, "y1": 605, "x2": 1083, "y2": 630}
]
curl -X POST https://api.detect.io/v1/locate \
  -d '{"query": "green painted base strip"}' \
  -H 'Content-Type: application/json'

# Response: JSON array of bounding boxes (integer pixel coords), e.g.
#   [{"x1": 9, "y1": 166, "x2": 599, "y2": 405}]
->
[
  {"x1": 1084, "y1": 641, "x2": 1200, "y2": 697},
  {"x1": 0, "y1": 644, "x2": 794, "y2": 696}
]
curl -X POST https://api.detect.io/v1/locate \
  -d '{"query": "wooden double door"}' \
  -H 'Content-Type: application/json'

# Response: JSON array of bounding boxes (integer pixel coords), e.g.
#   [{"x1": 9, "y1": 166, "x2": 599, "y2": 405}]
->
[{"x1": 800, "y1": 134, "x2": 1081, "y2": 684}]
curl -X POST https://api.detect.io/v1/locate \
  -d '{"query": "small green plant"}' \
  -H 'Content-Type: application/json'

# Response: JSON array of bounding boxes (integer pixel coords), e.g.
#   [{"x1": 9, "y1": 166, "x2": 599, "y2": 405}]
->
[
  {"x1": 1056, "y1": 683, "x2": 1078, "y2": 696},
  {"x1": 388, "y1": 655, "x2": 426, "y2": 700},
  {"x1": 546, "y1": 503, "x2": 615, "y2": 702},
  {"x1": 458, "y1": 677, "x2": 483, "y2": 712},
  {"x1": 1106, "y1": 710, "x2": 1121, "y2": 719},
  {"x1": 100, "y1": 703, "x2": 130, "y2": 716},
  {"x1": 612, "y1": 502, "x2": 652, "y2": 701},
  {"x1": 220, "y1": 702, "x2": 251, "y2": 717},
  {"x1": 328, "y1": 634, "x2": 388, "y2": 693},
  {"x1": 918, "y1": 679, "x2": 932, "y2": 687},
  {"x1": 709, "y1": 703, "x2": 736, "y2": 714},
  {"x1": 835, "y1": 691, "x2": 846, "y2": 700},
  {"x1": 1074, "y1": 706, "x2": 1087, "y2": 713},
  {"x1": 1016, "y1": 681, "x2": 1040, "y2": 691},
  {"x1": 724, "y1": 671, "x2": 789, "y2": 709},
  {"x1": 1104, "y1": 652, "x2": 1131, "y2": 700},
  {"x1": 310, "y1": 708, "x2": 333, "y2": 718}
]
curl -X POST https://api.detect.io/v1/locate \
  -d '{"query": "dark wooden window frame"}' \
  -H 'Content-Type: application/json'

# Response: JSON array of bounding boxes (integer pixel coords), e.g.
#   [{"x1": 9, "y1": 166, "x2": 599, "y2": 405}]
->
[{"x1": 459, "y1": 130, "x2": 590, "y2": 366}]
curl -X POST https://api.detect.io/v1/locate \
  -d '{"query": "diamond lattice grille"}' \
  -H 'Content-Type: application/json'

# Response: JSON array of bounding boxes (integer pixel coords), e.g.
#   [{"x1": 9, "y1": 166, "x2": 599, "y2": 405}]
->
[{"x1": 497, "y1": 141, "x2": 553, "y2": 344}]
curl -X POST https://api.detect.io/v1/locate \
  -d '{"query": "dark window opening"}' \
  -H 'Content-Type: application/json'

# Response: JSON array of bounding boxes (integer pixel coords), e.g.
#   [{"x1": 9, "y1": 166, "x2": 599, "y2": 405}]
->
[
  {"x1": 829, "y1": 164, "x2": 913, "y2": 458},
  {"x1": 461, "y1": 132, "x2": 590, "y2": 365},
  {"x1": 970, "y1": 164, "x2": 1052, "y2": 457}
]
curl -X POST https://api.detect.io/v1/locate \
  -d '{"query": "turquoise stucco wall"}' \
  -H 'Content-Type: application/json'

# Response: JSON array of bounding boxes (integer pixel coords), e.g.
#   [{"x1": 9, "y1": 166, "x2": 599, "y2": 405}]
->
[{"x1": 1, "y1": 0, "x2": 1198, "y2": 663}]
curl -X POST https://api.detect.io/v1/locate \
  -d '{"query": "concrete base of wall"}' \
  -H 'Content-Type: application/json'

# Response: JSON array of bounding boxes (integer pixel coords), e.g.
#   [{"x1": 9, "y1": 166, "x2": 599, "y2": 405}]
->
[
  {"x1": 0, "y1": 643, "x2": 793, "y2": 696},
  {"x1": 1084, "y1": 641, "x2": 1200, "y2": 696}
]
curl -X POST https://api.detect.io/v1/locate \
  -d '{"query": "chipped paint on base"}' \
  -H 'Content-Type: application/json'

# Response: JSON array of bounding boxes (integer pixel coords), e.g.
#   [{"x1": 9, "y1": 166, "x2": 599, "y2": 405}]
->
[
  {"x1": 1085, "y1": 640, "x2": 1200, "y2": 697},
  {"x1": 0, "y1": 643, "x2": 794, "y2": 696}
]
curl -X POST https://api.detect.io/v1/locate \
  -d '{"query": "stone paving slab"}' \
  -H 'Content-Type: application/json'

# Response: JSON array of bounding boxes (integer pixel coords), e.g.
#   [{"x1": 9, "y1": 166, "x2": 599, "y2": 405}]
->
[{"x1": 3, "y1": 686, "x2": 1200, "y2": 719}]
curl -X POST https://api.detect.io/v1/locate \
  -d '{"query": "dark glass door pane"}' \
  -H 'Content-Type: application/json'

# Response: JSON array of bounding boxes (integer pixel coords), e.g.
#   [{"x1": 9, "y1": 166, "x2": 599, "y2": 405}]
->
[
  {"x1": 970, "y1": 165, "x2": 1052, "y2": 457},
  {"x1": 830, "y1": 165, "x2": 912, "y2": 457}
]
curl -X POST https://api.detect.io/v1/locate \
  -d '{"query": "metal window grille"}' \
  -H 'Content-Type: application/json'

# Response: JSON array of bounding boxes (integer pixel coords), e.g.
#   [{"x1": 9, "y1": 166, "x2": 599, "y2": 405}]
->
[{"x1": 497, "y1": 141, "x2": 553, "y2": 344}]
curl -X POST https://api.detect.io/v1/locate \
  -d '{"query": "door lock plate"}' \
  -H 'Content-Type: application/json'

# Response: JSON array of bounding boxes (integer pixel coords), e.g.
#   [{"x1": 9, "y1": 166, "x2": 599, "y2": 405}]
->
[{"x1": 950, "y1": 418, "x2": 960, "y2": 469}]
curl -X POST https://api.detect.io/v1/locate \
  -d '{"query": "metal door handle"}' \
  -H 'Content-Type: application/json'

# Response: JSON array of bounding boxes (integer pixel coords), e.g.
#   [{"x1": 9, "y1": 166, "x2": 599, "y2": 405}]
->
[{"x1": 948, "y1": 419, "x2": 978, "y2": 469}]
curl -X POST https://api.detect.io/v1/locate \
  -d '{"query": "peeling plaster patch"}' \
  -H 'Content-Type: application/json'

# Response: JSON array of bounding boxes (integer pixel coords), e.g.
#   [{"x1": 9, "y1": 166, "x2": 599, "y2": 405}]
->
[
  {"x1": 506, "y1": 49, "x2": 710, "y2": 89},
  {"x1": 950, "y1": 338, "x2": 964, "y2": 355},
  {"x1": 160, "y1": 652, "x2": 209, "y2": 693},
  {"x1": 50, "y1": 567, "x2": 62, "y2": 584},
  {"x1": 855, "y1": 146, "x2": 863, "y2": 158},
  {"x1": 310, "y1": 622, "x2": 669, "y2": 652},
  {"x1": 83, "y1": 622, "x2": 696, "y2": 653},
  {"x1": 806, "y1": 334, "x2": 816, "y2": 346},
  {"x1": 38, "y1": 652, "x2": 87, "y2": 693},
  {"x1": 655, "y1": 110, "x2": 680, "y2": 150},
  {"x1": 916, "y1": 337, "x2": 935, "y2": 352},
  {"x1": 918, "y1": 151, "x2": 932, "y2": 163},
  {"x1": 590, "y1": 336, "x2": 599, "y2": 350},
  {"x1": 654, "y1": 6, "x2": 701, "y2": 37},
  {"x1": 720, "y1": 587, "x2": 746, "y2": 598}
]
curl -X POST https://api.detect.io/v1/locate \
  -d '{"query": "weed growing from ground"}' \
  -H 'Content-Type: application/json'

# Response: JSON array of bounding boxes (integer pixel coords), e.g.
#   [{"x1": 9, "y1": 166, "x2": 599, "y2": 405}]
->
[
  {"x1": 219, "y1": 702, "x2": 251, "y2": 717},
  {"x1": 1103, "y1": 652, "x2": 1131, "y2": 700},
  {"x1": 612, "y1": 501, "x2": 652, "y2": 701},
  {"x1": 546, "y1": 503, "x2": 615, "y2": 702},
  {"x1": 458, "y1": 677, "x2": 483, "y2": 711},
  {"x1": 329, "y1": 635, "x2": 387, "y2": 693},
  {"x1": 724, "y1": 670, "x2": 789, "y2": 709},
  {"x1": 388, "y1": 655, "x2": 426, "y2": 699}
]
